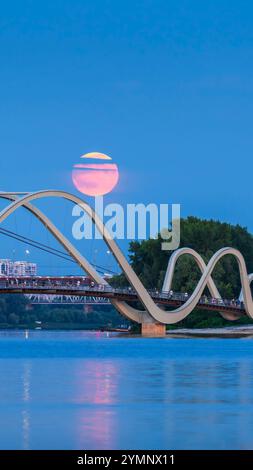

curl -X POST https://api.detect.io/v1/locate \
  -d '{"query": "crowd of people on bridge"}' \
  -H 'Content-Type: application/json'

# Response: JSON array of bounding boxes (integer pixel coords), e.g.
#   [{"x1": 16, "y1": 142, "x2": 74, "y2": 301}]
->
[
  {"x1": 0, "y1": 276, "x2": 245, "y2": 310},
  {"x1": 164, "y1": 290, "x2": 244, "y2": 309}
]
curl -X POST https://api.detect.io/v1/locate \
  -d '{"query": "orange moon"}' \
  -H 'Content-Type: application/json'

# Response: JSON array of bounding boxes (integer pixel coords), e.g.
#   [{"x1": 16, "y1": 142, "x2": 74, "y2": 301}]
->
[{"x1": 72, "y1": 152, "x2": 119, "y2": 196}]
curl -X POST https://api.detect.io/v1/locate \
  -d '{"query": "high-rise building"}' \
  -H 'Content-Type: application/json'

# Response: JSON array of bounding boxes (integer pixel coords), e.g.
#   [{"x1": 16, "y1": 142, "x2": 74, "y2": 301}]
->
[
  {"x1": 0, "y1": 259, "x2": 12, "y2": 276},
  {"x1": 0, "y1": 259, "x2": 37, "y2": 276}
]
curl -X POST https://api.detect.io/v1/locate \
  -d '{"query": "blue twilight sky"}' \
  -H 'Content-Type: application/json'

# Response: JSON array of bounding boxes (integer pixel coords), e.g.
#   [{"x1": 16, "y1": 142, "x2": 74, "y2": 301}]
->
[{"x1": 0, "y1": 0, "x2": 253, "y2": 274}]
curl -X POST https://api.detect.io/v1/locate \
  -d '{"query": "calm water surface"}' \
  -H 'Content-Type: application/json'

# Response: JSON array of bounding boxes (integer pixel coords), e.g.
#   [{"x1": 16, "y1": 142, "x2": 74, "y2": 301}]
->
[{"x1": 0, "y1": 330, "x2": 253, "y2": 449}]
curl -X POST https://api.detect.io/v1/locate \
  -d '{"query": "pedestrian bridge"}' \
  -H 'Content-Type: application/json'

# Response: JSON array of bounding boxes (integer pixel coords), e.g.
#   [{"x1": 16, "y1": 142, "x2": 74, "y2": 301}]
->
[
  {"x1": 0, "y1": 190, "x2": 252, "y2": 336},
  {"x1": 0, "y1": 275, "x2": 248, "y2": 319}
]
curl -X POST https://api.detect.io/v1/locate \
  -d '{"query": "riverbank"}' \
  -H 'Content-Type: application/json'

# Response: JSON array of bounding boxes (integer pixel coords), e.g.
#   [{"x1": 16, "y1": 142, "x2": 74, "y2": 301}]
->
[
  {"x1": 0, "y1": 322, "x2": 130, "y2": 331},
  {"x1": 167, "y1": 325, "x2": 253, "y2": 338},
  {"x1": 1, "y1": 324, "x2": 253, "y2": 338}
]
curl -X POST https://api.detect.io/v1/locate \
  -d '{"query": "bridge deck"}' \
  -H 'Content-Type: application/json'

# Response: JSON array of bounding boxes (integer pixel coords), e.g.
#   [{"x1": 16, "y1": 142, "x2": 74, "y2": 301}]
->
[{"x1": 0, "y1": 276, "x2": 246, "y2": 317}]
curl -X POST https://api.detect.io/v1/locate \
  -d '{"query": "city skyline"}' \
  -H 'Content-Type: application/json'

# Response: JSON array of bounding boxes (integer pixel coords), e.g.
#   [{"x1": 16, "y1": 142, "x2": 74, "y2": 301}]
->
[{"x1": 0, "y1": 258, "x2": 37, "y2": 276}]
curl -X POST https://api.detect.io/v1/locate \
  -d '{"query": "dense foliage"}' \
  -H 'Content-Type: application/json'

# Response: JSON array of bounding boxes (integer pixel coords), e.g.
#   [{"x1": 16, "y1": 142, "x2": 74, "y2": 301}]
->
[
  {"x1": 1, "y1": 217, "x2": 253, "y2": 329},
  {"x1": 112, "y1": 217, "x2": 253, "y2": 328},
  {"x1": 0, "y1": 295, "x2": 125, "y2": 329}
]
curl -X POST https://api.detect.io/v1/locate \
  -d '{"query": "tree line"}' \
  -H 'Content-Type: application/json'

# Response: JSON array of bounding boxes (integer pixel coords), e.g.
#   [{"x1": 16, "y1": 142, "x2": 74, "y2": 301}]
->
[
  {"x1": 0, "y1": 216, "x2": 253, "y2": 329},
  {"x1": 111, "y1": 216, "x2": 253, "y2": 328}
]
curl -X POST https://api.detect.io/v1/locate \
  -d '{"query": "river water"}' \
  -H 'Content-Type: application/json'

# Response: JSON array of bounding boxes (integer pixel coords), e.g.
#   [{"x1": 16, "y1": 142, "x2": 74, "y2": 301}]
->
[{"x1": 0, "y1": 330, "x2": 253, "y2": 449}]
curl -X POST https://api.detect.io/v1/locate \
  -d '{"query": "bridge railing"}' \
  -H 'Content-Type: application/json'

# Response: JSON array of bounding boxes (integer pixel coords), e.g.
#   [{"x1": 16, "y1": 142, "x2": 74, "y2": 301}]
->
[{"x1": 0, "y1": 278, "x2": 245, "y2": 310}]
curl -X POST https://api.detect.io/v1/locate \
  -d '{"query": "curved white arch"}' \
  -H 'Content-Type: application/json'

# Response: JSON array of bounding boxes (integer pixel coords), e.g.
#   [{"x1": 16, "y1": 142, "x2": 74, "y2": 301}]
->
[
  {"x1": 239, "y1": 273, "x2": 253, "y2": 302},
  {"x1": 0, "y1": 190, "x2": 252, "y2": 324},
  {"x1": 163, "y1": 247, "x2": 240, "y2": 321},
  {"x1": 163, "y1": 247, "x2": 221, "y2": 297},
  {"x1": 0, "y1": 190, "x2": 168, "y2": 322},
  {"x1": 0, "y1": 193, "x2": 150, "y2": 324}
]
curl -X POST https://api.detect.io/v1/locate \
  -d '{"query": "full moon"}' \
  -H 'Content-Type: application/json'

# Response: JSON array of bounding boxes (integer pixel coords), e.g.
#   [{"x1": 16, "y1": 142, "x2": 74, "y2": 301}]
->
[{"x1": 72, "y1": 152, "x2": 119, "y2": 196}]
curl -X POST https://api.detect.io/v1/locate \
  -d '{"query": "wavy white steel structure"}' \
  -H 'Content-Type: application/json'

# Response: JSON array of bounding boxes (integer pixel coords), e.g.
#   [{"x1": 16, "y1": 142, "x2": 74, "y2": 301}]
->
[
  {"x1": 0, "y1": 192, "x2": 150, "y2": 325},
  {"x1": 162, "y1": 247, "x2": 242, "y2": 321},
  {"x1": 0, "y1": 190, "x2": 252, "y2": 327},
  {"x1": 239, "y1": 273, "x2": 253, "y2": 303}
]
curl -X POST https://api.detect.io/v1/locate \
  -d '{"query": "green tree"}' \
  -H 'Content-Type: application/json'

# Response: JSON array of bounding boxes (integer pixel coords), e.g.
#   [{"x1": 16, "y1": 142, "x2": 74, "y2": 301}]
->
[{"x1": 112, "y1": 217, "x2": 253, "y2": 328}]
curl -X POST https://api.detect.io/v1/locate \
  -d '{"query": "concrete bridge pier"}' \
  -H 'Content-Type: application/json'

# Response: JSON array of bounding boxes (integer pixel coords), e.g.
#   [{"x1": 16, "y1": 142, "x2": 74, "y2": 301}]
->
[{"x1": 141, "y1": 323, "x2": 166, "y2": 337}]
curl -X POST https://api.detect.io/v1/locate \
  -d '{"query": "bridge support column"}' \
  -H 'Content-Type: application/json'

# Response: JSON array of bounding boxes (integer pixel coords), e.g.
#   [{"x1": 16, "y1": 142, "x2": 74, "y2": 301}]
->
[{"x1": 141, "y1": 323, "x2": 166, "y2": 337}]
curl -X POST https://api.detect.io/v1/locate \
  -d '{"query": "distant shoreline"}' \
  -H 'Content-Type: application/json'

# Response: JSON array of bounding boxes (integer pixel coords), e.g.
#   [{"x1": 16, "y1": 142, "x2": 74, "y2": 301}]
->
[
  {"x1": 0, "y1": 324, "x2": 130, "y2": 333},
  {"x1": 1, "y1": 325, "x2": 253, "y2": 338},
  {"x1": 166, "y1": 325, "x2": 253, "y2": 338}
]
